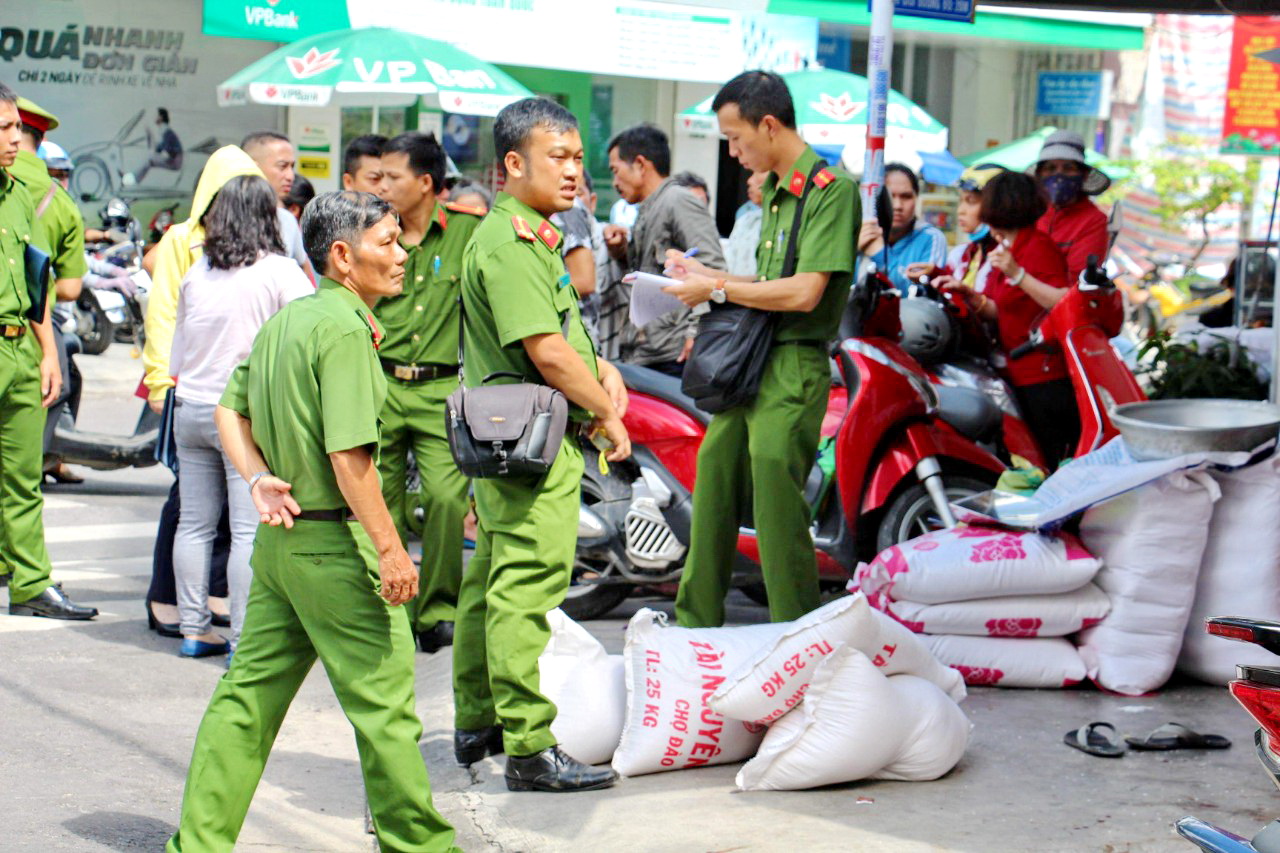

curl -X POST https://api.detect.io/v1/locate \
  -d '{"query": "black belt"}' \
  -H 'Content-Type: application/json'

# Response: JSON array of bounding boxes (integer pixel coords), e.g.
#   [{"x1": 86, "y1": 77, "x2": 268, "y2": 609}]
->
[
  {"x1": 380, "y1": 359, "x2": 459, "y2": 382},
  {"x1": 0, "y1": 324, "x2": 24, "y2": 339},
  {"x1": 294, "y1": 508, "x2": 357, "y2": 523}
]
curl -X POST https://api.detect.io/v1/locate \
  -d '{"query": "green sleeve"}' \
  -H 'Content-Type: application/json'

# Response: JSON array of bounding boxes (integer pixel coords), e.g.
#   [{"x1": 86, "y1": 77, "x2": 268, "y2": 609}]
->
[
  {"x1": 318, "y1": 327, "x2": 381, "y2": 454},
  {"x1": 219, "y1": 357, "x2": 251, "y2": 418},
  {"x1": 483, "y1": 241, "x2": 562, "y2": 347},
  {"x1": 795, "y1": 178, "x2": 857, "y2": 276},
  {"x1": 52, "y1": 198, "x2": 87, "y2": 280}
]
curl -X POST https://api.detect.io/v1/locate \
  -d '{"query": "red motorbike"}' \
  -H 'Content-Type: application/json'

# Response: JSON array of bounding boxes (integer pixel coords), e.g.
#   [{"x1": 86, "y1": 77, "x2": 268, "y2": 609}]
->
[{"x1": 566, "y1": 272, "x2": 1007, "y2": 621}]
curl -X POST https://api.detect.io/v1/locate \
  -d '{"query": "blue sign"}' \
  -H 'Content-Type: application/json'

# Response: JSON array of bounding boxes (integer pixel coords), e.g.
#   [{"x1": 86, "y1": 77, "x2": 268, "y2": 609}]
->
[
  {"x1": 872, "y1": 0, "x2": 975, "y2": 24},
  {"x1": 1036, "y1": 71, "x2": 1108, "y2": 117}
]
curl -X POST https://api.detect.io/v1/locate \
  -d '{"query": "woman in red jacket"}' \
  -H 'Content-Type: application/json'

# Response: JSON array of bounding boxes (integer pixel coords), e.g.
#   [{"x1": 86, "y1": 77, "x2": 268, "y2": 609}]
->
[{"x1": 937, "y1": 171, "x2": 1080, "y2": 467}]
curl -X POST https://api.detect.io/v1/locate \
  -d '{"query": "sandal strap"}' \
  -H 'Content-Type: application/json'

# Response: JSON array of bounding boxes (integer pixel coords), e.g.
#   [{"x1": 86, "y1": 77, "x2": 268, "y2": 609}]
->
[{"x1": 1076, "y1": 721, "x2": 1116, "y2": 749}]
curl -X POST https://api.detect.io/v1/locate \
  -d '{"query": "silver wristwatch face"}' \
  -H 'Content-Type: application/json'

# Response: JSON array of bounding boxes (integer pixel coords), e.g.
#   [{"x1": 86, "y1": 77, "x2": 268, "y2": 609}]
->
[{"x1": 710, "y1": 287, "x2": 726, "y2": 303}]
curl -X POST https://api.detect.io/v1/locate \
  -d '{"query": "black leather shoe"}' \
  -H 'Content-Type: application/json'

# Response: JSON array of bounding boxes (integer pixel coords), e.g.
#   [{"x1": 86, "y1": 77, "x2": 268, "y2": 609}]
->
[
  {"x1": 211, "y1": 612, "x2": 231, "y2": 628},
  {"x1": 10, "y1": 586, "x2": 98, "y2": 620},
  {"x1": 505, "y1": 746, "x2": 618, "y2": 792},
  {"x1": 146, "y1": 602, "x2": 181, "y2": 637},
  {"x1": 417, "y1": 621, "x2": 454, "y2": 654},
  {"x1": 454, "y1": 725, "x2": 504, "y2": 766}
]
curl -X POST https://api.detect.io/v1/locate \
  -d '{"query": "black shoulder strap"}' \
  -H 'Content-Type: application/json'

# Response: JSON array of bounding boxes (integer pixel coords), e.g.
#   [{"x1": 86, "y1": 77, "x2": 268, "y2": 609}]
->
[{"x1": 780, "y1": 159, "x2": 828, "y2": 280}]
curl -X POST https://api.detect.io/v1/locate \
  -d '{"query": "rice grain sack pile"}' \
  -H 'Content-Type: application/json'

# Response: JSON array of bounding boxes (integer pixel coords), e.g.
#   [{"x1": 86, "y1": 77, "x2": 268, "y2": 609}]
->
[
  {"x1": 539, "y1": 609, "x2": 627, "y2": 765},
  {"x1": 1077, "y1": 470, "x2": 1219, "y2": 695},
  {"x1": 883, "y1": 584, "x2": 1110, "y2": 638},
  {"x1": 922, "y1": 634, "x2": 1088, "y2": 688}
]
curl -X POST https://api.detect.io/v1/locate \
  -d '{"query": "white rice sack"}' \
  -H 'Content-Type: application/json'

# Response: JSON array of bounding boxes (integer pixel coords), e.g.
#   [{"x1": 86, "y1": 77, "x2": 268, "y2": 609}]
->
[
  {"x1": 871, "y1": 674, "x2": 972, "y2": 782},
  {"x1": 612, "y1": 609, "x2": 776, "y2": 776},
  {"x1": 539, "y1": 609, "x2": 627, "y2": 765},
  {"x1": 1180, "y1": 455, "x2": 1280, "y2": 685},
  {"x1": 855, "y1": 527, "x2": 1101, "y2": 607},
  {"x1": 735, "y1": 647, "x2": 909, "y2": 791},
  {"x1": 709, "y1": 594, "x2": 965, "y2": 725},
  {"x1": 883, "y1": 584, "x2": 1111, "y2": 638},
  {"x1": 1078, "y1": 470, "x2": 1219, "y2": 695},
  {"x1": 923, "y1": 634, "x2": 1087, "y2": 688}
]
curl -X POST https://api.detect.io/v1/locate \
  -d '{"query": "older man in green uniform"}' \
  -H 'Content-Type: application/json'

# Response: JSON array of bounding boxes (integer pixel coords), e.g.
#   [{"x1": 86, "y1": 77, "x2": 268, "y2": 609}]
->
[
  {"x1": 0, "y1": 83, "x2": 96, "y2": 619},
  {"x1": 374, "y1": 131, "x2": 483, "y2": 654},
  {"x1": 452, "y1": 98, "x2": 631, "y2": 792},
  {"x1": 166, "y1": 191, "x2": 458, "y2": 853},
  {"x1": 664, "y1": 71, "x2": 858, "y2": 628}
]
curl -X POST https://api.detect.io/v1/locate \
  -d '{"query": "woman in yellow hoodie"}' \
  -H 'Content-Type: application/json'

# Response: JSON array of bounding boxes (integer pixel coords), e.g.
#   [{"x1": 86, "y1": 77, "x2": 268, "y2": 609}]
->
[{"x1": 143, "y1": 146, "x2": 266, "y2": 635}]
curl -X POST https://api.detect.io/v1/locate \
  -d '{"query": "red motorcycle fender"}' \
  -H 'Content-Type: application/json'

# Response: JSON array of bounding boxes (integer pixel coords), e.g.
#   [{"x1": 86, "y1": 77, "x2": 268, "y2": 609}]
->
[
  {"x1": 860, "y1": 424, "x2": 1006, "y2": 515},
  {"x1": 622, "y1": 392, "x2": 705, "y2": 492}
]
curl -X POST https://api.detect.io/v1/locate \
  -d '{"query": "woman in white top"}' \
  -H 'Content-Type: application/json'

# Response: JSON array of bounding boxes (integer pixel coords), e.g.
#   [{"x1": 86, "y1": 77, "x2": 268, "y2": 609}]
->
[{"x1": 169, "y1": 175, "x2": 313, "y2": 659}]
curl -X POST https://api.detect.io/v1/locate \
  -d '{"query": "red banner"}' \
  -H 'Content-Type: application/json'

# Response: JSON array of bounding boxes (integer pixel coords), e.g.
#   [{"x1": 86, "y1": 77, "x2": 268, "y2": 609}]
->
[{"x1": 1221, "y1": 15, "x2": 1280, "y2": 155}]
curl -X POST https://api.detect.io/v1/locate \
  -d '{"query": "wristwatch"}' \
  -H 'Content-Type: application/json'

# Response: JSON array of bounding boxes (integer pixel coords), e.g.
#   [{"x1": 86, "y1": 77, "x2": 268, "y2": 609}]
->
[
  {"x1": 709, "y1": 279, "x2": 728, "y2": 304},
  {"x1": 248, "y1": 470, "x2": 272, "y2": 494}
]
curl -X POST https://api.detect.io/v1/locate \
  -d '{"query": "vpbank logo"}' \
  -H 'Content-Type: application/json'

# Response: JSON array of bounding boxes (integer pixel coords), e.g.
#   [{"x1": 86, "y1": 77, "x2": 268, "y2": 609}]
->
[
  {"x1": 287, "y1": 47, "x2": 342, "y2": 79},
  {"x1": 246, "y1": 0, "x2": 300, "y2": 29}
]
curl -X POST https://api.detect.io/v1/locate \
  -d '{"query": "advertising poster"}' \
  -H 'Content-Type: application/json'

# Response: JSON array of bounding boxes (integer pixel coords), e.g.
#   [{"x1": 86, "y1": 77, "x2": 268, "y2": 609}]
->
[
  {"x1": 3, "y1": 0, "x2": 279, "y2": 221},
  {"x1": 1222, "y1": 15, "x2": 1280, "y2": 156}
]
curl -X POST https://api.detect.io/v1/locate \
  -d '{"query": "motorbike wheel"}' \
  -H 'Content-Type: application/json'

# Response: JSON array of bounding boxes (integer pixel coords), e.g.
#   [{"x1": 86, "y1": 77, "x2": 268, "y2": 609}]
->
[
  {"x1": 740, "y1": 582, "x2": 769, "y2": 606},
  {"x1": 875, "y1": 476, "x2": 994, "y2": 553},
  {"x1": 562, "y1": 449, "x2": 633, "y2": 622},
  {"x1": 74, "y1": 294, "x2": 115, "y2": 355},
  {"x1": 72, "y1": 155, "x2": 113, "y2": 202}
]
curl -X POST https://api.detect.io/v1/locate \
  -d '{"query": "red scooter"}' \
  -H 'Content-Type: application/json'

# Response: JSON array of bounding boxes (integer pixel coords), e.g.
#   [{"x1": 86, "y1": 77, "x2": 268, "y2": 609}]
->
[{"x1": 567, "y1": 272, "x2": 1007, "y2": 621}]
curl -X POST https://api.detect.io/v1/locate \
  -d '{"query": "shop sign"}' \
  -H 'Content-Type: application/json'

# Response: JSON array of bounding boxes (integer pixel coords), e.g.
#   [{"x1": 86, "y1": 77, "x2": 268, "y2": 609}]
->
[
  {"x1": 1035, "y1": 70, "x2": 1112, "y2": 118},
  {"x1": 872, "y1": 0, "x2": 975, "y2": 25},
  {"x1": 201, "y1": 0, "x2": 351, "y2": 42},
  {"x1": 1221, "y1": 16, "x2": 1280, "y2": 156}
]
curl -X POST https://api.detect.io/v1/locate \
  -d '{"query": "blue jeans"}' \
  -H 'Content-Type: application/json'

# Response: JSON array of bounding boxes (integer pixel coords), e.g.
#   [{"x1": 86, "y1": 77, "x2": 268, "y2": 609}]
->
[{"x1": 173, "y1": 400, "x2": 257, "y2": 646}]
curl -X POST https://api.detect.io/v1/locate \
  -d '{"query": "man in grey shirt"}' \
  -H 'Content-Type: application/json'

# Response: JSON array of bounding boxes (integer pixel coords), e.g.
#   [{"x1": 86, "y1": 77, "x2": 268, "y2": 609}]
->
[
  {"x1": 241, "y1": 130, "x2": 316, "y2": 281},
  {"x1": 604, "y1": 124, "x2": 724, "y2": 376}
]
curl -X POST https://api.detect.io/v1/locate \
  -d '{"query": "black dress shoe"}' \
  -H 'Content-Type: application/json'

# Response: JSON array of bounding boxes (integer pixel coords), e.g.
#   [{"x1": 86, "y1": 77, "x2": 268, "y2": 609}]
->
[
  {"x1": 10, "y1": 586, "x2": 98, "y2": 620},
  {"x1": 454, "y1": 725, "x2": 504, "y2": 766},
  {"x1": 211, "y1": 612, "x2": 231, "y2": 628},
  {"x1": 505, "y1": 745, "x2": 619, "y2": 793},
  {"x1": 146, "y1": 602, "x2": 182, "y2": 638},
  {"x1": 417, "y1": 621, "x2": 455, "y2": 654}
]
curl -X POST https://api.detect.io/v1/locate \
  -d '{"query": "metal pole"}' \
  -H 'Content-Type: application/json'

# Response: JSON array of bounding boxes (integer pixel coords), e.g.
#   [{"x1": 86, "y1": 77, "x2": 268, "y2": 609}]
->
[
  {"x1": 861, "y1": 0, "x2": 894, "y2": 223},
  {"x1": 1272, "y1": 237, "x2": 1280, "y2": 404}
]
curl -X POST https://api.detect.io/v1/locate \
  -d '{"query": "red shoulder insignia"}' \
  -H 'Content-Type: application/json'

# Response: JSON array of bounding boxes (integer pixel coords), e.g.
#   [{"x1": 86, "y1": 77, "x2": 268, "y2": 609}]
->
[
  {"x1": 787, "y1": 169, "x2": 807, "y2": 196},
  {"x1": 536, "y1": 219, "x2": 560, "y2": 251},
  {"x1": 512, "y1": 215, "x2": 535, "y2": 242},
  {"x1": 364, "y1": 312, "x2": 383, "y2": 351},
  {"x1": 435, "y1": 205, "x2": 449, "y2": 230},
  {"x1": 813, "y1": 168, "x2": 835, "y2": 189},
  {"x1": 445, "y1": 201, "x2": 486, "y2": 217}
]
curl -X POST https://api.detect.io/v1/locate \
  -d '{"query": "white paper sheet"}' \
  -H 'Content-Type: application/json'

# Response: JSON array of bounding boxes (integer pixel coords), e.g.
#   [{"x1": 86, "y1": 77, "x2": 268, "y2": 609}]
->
[{"x1": 623, "y1": 272, "x2": 688, "y2": 328}]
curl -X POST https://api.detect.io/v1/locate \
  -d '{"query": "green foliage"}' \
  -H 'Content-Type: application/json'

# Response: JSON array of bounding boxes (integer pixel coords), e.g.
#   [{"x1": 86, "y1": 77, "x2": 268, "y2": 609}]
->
[{"x1": 1137, "y1": 329, "x2": 1269, "y2": 401}]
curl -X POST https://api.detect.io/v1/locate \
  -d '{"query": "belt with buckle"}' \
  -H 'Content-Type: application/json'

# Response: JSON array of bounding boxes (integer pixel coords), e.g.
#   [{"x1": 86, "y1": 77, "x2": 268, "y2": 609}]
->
[
  {"x1": 294, "y1": 508, "x2": 357, "y2": 523},
  {"x1": 380, "y1": 358, "x2": 459, "y2": 382},
  {"x1": 0, "y1": 324, "x2": 25, "y2": 339}
]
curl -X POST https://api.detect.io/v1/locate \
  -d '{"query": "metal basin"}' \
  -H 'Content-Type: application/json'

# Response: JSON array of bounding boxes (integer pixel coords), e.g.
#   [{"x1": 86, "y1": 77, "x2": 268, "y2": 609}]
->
[{"x1": 1111, "y1": 399, "x2": 1280, "y2": 460}]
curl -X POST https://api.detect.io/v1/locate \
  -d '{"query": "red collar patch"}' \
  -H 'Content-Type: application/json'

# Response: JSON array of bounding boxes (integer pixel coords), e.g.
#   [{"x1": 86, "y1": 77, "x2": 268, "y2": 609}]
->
[
  {"x1": 512, "y1": 215, "x2": 536, "y2": 242},
  {"x1": 536, "y1": 219, "x2": 560, "y2": 251},
  {"x1": 365, "y1": 312, "x2": 383, "y2": 350},
  {"x1": 435, "y1": 205, "x2": 449, "y2": 231},
  {"x1": 813, "y1": 168, "x2": 835, "y2": 189},
  {"x1": 787, "y1": 169, "x2": 807, "y2": 197}
]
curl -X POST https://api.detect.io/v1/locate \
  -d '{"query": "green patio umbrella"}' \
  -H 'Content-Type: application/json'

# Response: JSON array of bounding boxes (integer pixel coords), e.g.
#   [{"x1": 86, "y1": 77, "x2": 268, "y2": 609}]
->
[
  {"x1": 216, "y1": 27, "x2": 532, "y2": 117},
  {"x1": 960, "y1": 126, "x2": 1130, "y2": 181}
]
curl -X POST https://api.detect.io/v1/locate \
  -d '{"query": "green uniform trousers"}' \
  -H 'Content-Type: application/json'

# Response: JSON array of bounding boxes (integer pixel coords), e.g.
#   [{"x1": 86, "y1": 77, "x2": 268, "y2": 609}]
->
[
  {"x1": 0, "y1": 333, "x2": 54, "y2": 604},
  {"x1": 166, "y1": 520, "x2": 459, "y2": 853},
  {"x1": 378, "y1": 376, "x2": 469, "y2": 632},
  {"x1": 675, "y1": 344, "x2": 830, "y2": 628},
  {"x1": 452, "y1": 440, "x2": 582, "y2": 757}
]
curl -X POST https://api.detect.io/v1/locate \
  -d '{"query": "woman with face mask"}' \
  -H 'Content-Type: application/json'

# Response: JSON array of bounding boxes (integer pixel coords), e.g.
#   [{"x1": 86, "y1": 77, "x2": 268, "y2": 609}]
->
[
  {"x1": 1033, "y1": 129, "x2": 1111, "y2": 284},
  {"x1": 910, "y1": 163, "x2": 1004, "y2": 292}
]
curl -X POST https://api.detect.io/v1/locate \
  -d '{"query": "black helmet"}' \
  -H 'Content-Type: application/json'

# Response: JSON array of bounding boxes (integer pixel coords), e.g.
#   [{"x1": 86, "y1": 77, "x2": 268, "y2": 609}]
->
[{"x1": 899, "y1": 296, "x2": 957, "y2": 365}]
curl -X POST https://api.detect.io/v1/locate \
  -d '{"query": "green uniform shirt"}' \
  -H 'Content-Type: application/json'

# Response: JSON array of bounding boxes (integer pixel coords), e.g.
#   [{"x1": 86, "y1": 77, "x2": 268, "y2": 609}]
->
[
  {"x1": 756, "y1": 146, "x2": 859, "y2": 343},
  {"x1": 460, "y1": 192, "x2": 598, "y2": 420},
  {"x1": 0, "y1": 167, "x2": 35, "y2": 324},
  {"x1": 10, "y1": 150, "x2": 86, "y2": 283},
  {"x1": 221, "y1": 278, "x2": 386, "y2": 511},
  {"x1": 374, "y1": 200, "x2": 483, "y2": 366}
]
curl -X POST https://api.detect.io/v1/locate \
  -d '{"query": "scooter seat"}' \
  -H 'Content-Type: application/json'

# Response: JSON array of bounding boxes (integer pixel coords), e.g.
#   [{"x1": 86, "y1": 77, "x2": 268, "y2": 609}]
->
[
  {"x1": 935, "y1": 385, "x2": 1003, "y2": 444},
  {"x1": 616, "y1": 363, "x2": 712, "y2": 426}
]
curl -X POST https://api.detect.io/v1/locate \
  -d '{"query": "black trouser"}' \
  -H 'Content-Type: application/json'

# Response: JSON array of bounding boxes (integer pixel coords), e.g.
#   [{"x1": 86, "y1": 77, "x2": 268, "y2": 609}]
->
[
  {"x1": 146, "y1": 478, "x2": 229, "y2": 606},
  {"x1": 1014, "y1": 378, "x2": 1081, "y2": 471}
]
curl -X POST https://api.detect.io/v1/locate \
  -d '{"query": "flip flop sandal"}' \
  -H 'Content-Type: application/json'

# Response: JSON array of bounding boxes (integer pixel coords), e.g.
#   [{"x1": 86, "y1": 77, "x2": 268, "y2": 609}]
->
[
  {"x1": 1064, "y1": 721, "x2": 1125, "y2": 758},
  {"x1": 1125, "y1": 722, "x2": 1231, "y2": 751}
]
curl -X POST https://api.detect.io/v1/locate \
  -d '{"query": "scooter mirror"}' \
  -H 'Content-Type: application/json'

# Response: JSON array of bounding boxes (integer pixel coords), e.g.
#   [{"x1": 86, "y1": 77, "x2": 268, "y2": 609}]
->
[{"x1": 875, "y1": 185, "x2": 893, "y2": 236}]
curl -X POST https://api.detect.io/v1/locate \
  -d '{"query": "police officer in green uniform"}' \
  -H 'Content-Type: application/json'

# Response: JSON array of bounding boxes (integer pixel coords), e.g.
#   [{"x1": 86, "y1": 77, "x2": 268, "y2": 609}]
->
[
  {"x1": 373, "y1": 131, "x2": 483, "y2": 654},
  {"x1": 0, "y1": 84, "x2": 96, "y2": 619},
  {"x1": 13, "y1": 99, "x2": 84, "y2": 306},
  {"x1": 452, "y1": 98, "x2": 631, "y2": 792},
  {"x1": 166, "y1": 191, "x2": 458, "y2": 853},
  {"x1": 663, "y1": 71, "x2": 858, "y2": 628}
]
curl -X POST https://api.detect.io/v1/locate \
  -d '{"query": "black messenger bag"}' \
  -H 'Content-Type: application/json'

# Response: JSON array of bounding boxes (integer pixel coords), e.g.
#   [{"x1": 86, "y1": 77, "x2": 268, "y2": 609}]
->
[
  {"x1": 681, "y1": 160, "x2": 826, "y2": 414},
  {"x1": 445, "y1": 302, "x2": 570, "y2": 478}
]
